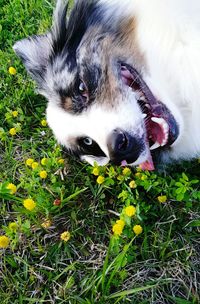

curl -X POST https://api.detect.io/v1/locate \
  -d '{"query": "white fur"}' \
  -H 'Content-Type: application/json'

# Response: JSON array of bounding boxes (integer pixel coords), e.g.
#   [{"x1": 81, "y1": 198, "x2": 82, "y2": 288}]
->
[{"x1": 134, "y1": 0, "x2": 200, "y2": 160}]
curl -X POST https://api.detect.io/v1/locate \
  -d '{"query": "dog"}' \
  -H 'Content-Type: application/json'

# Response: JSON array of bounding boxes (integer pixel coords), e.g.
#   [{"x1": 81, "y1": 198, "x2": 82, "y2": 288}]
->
[{"x1": 13, "y1": 0, "x2": 200, "y2": 170}]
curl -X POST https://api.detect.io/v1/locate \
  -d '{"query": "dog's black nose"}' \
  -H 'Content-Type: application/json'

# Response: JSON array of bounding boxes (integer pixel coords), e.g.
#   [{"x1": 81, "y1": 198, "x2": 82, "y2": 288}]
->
[{"x1": 108, "y1": 129, "x2": 144, "y2": 165}]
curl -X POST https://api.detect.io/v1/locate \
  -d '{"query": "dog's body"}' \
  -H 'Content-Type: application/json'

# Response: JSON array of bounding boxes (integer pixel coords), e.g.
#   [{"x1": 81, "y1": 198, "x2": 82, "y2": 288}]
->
[{"x1": 14, "y1": 0, "x2": 200, "y2": 169}]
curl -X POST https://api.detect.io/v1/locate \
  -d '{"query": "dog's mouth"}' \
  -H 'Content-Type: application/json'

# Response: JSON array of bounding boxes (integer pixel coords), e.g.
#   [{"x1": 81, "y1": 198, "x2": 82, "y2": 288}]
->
[{"x1": 120, "y1": 63, "x2": 179, "y2": 170}]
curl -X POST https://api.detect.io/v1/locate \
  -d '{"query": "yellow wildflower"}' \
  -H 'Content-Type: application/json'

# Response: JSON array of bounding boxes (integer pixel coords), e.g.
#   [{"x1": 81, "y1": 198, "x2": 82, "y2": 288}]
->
[
  {"x1": 41, "y1": 119, "x2": 47, "y2": 127},
  {"x1": 9, "y1": 127, "x2": 17, "y2": 136},
  {"x1": 41, "y1": 219, "x2": 52, "y2": 229},
  {"x1": 8, "y1": 66, "x2": 16, "y2": 75},
  {"x1": 112, "y1": 223, "x2": 123, "y2": 236},
  {"x1": 26, "y1": 158, "x2": 34, "y2": 166},
  {"x1": 23, "y1": 198, "x2": 36, "y2": 211},
  {"x1": 129, "y1": 180, "x2": 137, "y2": 189},
  {"x1": 122, "y1": 167, "x2": 131, "y2": 175},
  {"x1": 116, "y1": 219, "x2": 125, "y2": 229},
  {"x1": 31, "y1": 162, "x2": 39, "y2": 170},
  {"x1": 41, "y1": 158, "x2": 48, "y2": 166},
  {"x1": 39, "y1": 170, "x2": 47, "y2": 179},
  {"x1": 125, "y1": 205, "x2": 136, "y2": 217},
  {"x1": 60, "y1": 231, "x2": 71, "y2": 242},
  {"x1": 117, "y1": 175, "x2": 124, "y2": 181},
  {"x1": 0, "y1": 236, "x2": 10, "y2": 248},
  {"x1": 97, "y1": 175, "x2": 105, "y2": 184},
  {"x1": 8, "y1": 222, "x2": 18, "y2": 232},
  {"x1": 157, "y1": 195, "x2": 167, "y2": 203},
  {"x1": 92, "y1": 167, "x2": 99, "y2": 176},
  {"x1": 12, "y1": 110, "x2": 18, "y2": 117},
  {"x1": 58, "y1": 158, "x2": 65, "y2": 165},
  {"x1": 133, "y1": 225, "x2": 143, "y2": 235},
  {"x1": 7, "y1": 183, "x2": 17, "y2": 194}
]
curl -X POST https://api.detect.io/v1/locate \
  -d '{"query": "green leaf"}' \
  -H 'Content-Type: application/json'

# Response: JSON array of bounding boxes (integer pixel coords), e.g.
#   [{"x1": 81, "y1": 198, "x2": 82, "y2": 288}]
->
[
  {"x1": 61, "y1": 188, "x2": 87, "y2": 203},
  {"x1": 107, "y1": 279, "x2": 171, "y2": 300},
  {"x1": 182, "y1": 173, "x2": 189, "y2": 181},
  {"x1": 176, "y1": 193, "x2": 184, "y2": 201},
  {"x1": 186, "y1": 219, "x2": 200, "y2": 227},
  {"x1": 168, "y1": 296, "x2": 193, "y2": 304}
]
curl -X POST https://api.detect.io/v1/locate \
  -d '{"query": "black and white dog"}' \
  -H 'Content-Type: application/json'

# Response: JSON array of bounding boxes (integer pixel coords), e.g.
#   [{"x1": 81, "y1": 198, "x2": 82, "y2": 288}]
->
[{"x1": 14, "y1": 0, "x2": 200, "y2": 170}]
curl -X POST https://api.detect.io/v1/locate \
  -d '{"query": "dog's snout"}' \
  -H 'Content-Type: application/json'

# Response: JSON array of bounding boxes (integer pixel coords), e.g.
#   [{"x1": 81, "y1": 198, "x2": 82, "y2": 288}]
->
[{"x1": 108, "y1": 129, "x2": 144, "y2": 165}]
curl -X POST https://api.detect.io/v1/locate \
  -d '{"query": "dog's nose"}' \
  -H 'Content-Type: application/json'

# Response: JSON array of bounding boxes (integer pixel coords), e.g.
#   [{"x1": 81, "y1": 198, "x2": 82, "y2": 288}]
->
[{"x1": 108, "y1": 129, "x2": 144, "y2": 164}]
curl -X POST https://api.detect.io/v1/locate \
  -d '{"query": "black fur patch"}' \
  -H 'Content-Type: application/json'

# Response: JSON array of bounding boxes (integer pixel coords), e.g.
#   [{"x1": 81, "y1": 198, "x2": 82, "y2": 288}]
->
[
  {"x1": 77, "y1": 137, "x2": 106, "y2": 157},
  {"x1": 58, "y1": 62, "x2": 102, "y2": 114},
  {"x1": 51, "y1": 0, "x2": 103, "y2": 70}
]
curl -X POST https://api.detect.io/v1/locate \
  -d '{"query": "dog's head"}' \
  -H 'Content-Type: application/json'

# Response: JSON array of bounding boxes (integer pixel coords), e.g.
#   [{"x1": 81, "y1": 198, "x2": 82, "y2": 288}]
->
[{"x1": 14, "y1": 0, "x2": 180, "y2": 169}]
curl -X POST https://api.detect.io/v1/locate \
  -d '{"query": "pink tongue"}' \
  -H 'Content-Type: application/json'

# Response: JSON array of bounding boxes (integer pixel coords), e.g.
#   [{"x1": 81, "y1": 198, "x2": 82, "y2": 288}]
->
[
  {"x1": 121, "y1": 160, "x2": 128, "y2": 166},
  {"x1": 139, "y1": 153, "x2": 155, "y2": 171},
  {"x1": 121, "y1": 155, "x2": 155, "y2": 171}
]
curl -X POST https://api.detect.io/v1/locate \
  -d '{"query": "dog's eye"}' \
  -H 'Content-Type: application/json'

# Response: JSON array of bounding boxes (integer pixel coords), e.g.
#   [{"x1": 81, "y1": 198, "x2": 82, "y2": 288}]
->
[
  {"x1": 78, "y1": 81, "x2": 88, "y2": 97},
  {"x1": 83, "y1": 137, "x2": 93, "y2": 146}
]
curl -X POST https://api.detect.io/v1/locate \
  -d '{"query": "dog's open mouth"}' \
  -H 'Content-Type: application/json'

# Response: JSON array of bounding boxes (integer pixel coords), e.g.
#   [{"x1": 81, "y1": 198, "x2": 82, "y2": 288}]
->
[{"x1": 121, "y1": 63, "x2": 179, "y2": 170}]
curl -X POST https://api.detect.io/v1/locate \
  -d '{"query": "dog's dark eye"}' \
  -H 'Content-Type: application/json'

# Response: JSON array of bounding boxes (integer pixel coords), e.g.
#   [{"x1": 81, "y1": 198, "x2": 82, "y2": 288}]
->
[
  {"x1": 83, "y1": 137, "x2": 93, "y2": 146},
  {"x1": 78, "y1": 81, "x2": 88, "y2": 98},
  {"x1": 77, "y1": 137, "x2": 106, "y2": 157}
]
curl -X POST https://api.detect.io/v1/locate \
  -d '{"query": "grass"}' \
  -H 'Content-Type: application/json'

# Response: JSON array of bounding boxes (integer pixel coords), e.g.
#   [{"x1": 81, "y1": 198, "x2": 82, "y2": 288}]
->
[{"x1": 0, "y1": 0, "x2": 200, "y2": 303}]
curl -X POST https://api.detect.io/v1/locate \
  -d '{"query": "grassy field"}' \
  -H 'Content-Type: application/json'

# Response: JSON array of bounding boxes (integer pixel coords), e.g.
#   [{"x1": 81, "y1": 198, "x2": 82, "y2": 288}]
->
[{"x1": 0, "y1": 1, "x2": 200, "y2": 303}]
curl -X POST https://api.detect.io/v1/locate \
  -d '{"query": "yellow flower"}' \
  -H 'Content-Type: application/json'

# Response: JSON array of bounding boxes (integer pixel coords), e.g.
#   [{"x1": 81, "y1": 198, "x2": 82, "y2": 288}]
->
[
  {"x1": 133, "y1": 225, "x2": 143, "y2": 235},
  {"x1": 58, "y1": 158, "x2": 65, "y2": 165},
  {"x1": 31, "y1": 162, "x2": 39, "y2": 170},
  {"x1": 112, "y1": 223, "x2": 123, "y2": 236},
  {"x1": 8, "y1": 66, "x2": 16, "y2": 75},
  {"x1": 9, "y1": 127, "x2": 17, "y2": 136},
  {"x1": 60, "y1": 231, "x2": 71, "y2": 242},
  {"x1": 92, "y1": 167, "x2": 99, "y2": 176},
  {"x1": 97, "y1": 176, "x2": 105, "y2": 184},
  {"x1": 116, "y1": 219, "x2": 125, "y2": 229},
  {"x1": 12, "y1": 110, "x2": 18, "y2": 117},
  {"x1": 157, "y1": 195, "x2": 167, "y2": 203},
  {"x1": 129, "y1": 180, "x2": 137, "y2": 189},
  {"x1": 41, "y1": 119, "x2": 47, "y2": 127},
  {"x1": 23, "y1": 198, "x2": 36, "y2": 211},
  {"x1": 7, "y1": 183, "x2": 17, "y2": 194},
  {"x1": 125, "y1": 205, "x2": 136, "y2": 217},
  {"x1": 41, "y1": 158, "x2": 48, "y2": 166},
  {"x1": 26, "y1": 158, "x2": 34, "y2": 166},
  {"x1": 8, "y1": 222, "x2": 18, "y2": 232},
  {"x1": 41, "y1": 219, "x2": 52, "y2": 229},
  {"x1": 39, "y1": 170, "x2": 47, "y2": 179},
  {"x1": 122, "y1": 167, "x2": 131, "y2": 175},
  {"x1": 0, "y1": 236, "x2": 10, "y2": 248},
  {"x1": 117, "y1": 175, "x2": 124, "y2": 181},
  {"x1": 135, "y1": 172, "x2": 142, "y2": 178}
]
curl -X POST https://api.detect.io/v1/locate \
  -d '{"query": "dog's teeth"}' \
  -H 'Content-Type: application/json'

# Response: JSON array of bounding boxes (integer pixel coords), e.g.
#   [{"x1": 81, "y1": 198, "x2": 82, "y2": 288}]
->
[
  {"x1": 150, "y1": 141, "x2": 161, "y2": 150},
  {"x1": 151, "y1": 117, "x2": 163, "y2": 124},
  {"x1": 151, "y1": 117, "x2": 169, "y2": 146},
  {"x1": 161, "y1": 134, "x2": 168, "y2": 146},
  {"x1": 151, "y1": 117, "x2": 169, "y2": 131},
  {"x1": 142, "y1": 113, "x2": 147, "y2": 118}
]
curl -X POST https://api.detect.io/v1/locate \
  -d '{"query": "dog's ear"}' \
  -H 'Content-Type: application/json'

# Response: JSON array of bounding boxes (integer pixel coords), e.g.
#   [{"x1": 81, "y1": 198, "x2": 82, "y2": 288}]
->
[
  {"x1": 13, "y1": 0, "x2": 68, "y2": 86},
  {"x1": 13, "y1": 34, "x2": 53, "y2": 86},
  {"x1": 13, "y1": 0, "x2": 100, "y2": 84}
]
